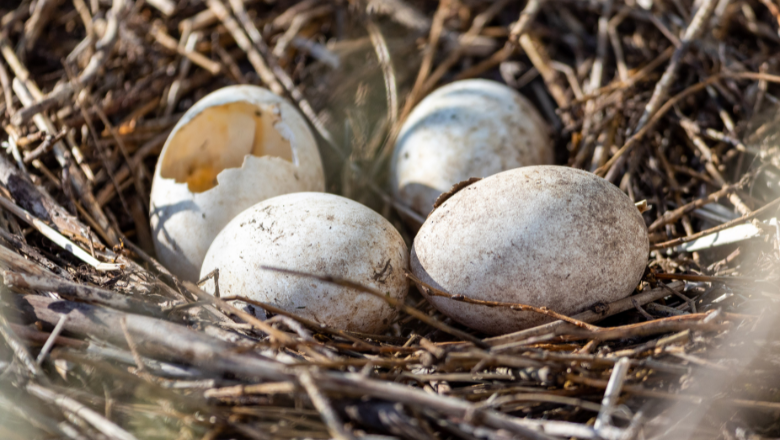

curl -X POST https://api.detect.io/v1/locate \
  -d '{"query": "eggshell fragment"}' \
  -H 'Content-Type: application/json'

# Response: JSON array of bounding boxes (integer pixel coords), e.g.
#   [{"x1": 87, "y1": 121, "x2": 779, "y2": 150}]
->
[
  {"x1": 150, "y1": 86, "x2": 324, "y2": 281},
  {"x1": 411, "y1": 166, "x2": 649, "y2": 335},
  {"x1": 200, "y1": 192, "x2": 409, "y2": 334},
  {"x1": 391, "y1": 79, "x2": 552, "y2": 218}
]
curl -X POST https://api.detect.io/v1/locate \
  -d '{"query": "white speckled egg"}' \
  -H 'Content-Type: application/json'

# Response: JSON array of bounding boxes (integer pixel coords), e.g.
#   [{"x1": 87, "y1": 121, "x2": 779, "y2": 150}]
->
[
  {"x1": 200, "y1": 192, "x2": 409, "y2": 334},
  {"x1": 391, "y1": 79, "x2": 552, "y2": 218},
  {"x1": 150, "y1": 86, "x2": 324, "y2": 281},
  {"x1": 411, "y1": 166, "x2": 648, "y2": 335}
]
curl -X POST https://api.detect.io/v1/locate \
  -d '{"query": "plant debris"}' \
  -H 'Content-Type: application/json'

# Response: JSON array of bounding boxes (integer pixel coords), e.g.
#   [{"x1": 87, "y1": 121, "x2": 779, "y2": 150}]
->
[{"x1": 0, "y1": 0, "x2": 779, "y2": 439}]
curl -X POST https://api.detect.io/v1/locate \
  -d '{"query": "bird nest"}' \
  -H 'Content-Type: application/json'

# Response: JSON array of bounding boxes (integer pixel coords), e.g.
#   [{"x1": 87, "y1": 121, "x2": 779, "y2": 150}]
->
[{"x1": 0, "y1": 1, "x2": 779, "y2": 439}]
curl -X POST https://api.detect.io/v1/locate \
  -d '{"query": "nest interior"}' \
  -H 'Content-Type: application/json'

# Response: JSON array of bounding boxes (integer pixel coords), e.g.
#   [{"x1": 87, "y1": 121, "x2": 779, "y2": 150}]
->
[{"x1": 0, "y1": 0, "x2": 779, "y2": 439}]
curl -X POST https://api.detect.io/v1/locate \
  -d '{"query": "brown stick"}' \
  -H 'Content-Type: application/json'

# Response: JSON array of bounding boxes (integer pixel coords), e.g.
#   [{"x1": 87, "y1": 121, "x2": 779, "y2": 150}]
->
[
  {"x1": 405, "y1": 271, "x2": 601, "y2": 331},
  {"x1": 259, "y1": 266, "x2": 489, "y2": 349},
  {"x1": 486, "y1": 281, "x2": 685, "y2": 348},
  {"x1": 651, "y1": 195, "x2": 780, "y2": 250}
]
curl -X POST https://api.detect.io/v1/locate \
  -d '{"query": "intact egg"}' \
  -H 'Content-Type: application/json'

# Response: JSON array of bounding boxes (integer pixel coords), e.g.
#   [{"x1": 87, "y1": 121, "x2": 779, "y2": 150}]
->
[
  {"x1": 411, "y1": 166, "x2": 648, "y2": 335},
  {"x1": 200, "y1": 192, "x2": 409, "y2": 333},
  {"x1": 150, "y1": 86, "x2": 325, "y2": 281},
  {"x1": 391, "y1": 79, "x2": 552, "y2": 219}
]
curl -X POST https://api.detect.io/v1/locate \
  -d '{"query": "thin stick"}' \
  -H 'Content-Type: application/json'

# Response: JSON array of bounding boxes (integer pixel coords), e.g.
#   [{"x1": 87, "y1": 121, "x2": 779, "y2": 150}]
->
[
  {"x1": 406, "y1": 271, "x2": 601, "y2": 331},
  {"x1": 36, "y1": 313, "x2": 68, "y2": 365},
  {"x1": 320, "y1": 372, "x2": 614, "y2": 440},
  {"x1": 207, "y1": 0, "x2": 283, "y2": 95},
  {"x1": 426, "y1": 0, "x2": 513, "y2": 86},
  {"x1": 183, "y1": 281, "x2": 316, "y2": 351},
  {"x1": 1, "y1": 269, "x2": 163, "y2": 315},
  {"x1": 648, "y1": 181, "x2": 745, "y2": 231},
  {"x1": 0, "y1": 314, "x2": 44, "y2": 378},
  {"x1": 11, "y1": 0, "x2": 126, "y2": 125},
  {"x1": 400, "y1": 0, "x2": 448, "y2": 121},
  {"x1": 151, "y1": 24, "x2": 221, "y2": 75},
  {"x1": 595, "y1": 71, "x2": 780, "y2": 177},
  {"x1": 220, "y1": 295, "x2": 398, "y2": 345},
  {"x1": 594, "y1": 357, "x2": 630, "y2": 432},
  {"x1": 27, "y1": 383, "x2": 139, "y2": 440},
  {"x1": 298, "y1": 369, "x2": 355, "y2": 440},
  {"x1": 365, "y1": 19, "x2": 398, "y2": 126},
  {"x1": 486, "y1": 281, "x2": 685, "y2": 348},
  {"x1": 9, "y1": 72, "x2": 120, "y2": 246},
  {"x1": 652, "y1": 195, "x2": 780, "y2": 250},
  {"x1": 567, "y1": 374, "x2": 780, "y2": 411},
  {"x1": 0, "y1": 58, "x2": 13, "y2": 115},
  {"x1": 260, "y1": 266, "x2": 489, "y2": 349},
  {"x1": 0, "y1": 195, "x2": 122, "y2": 270},
  {"x1": 563, "y1": 312, "x2": 730, "y2": 342},
  {"x1": 120, "y1": 317, "x2": 147, "y2": 374},
  {"x1": 633, "y1": 0, "x2": 720, "y2": 133}
]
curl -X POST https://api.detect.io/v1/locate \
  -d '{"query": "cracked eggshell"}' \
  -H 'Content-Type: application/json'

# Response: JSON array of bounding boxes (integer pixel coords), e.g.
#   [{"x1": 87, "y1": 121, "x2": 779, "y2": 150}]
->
[
  {"x1": 411, "y1": 166, "x2": 649, "y2": 335},
  {"x1": 150, "y1": 85, "x2": 324, "y2": 282},
  {"x1": 391, "y1": 79, "x2": 552, "y2": 218},
  {"x1": 200, "y1": 192, "x2": 409, "y2": 333}
]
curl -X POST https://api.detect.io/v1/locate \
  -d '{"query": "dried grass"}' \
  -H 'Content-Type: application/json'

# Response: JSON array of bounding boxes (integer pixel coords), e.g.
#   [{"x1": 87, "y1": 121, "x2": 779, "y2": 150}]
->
[{"x1": 0, "y1": 0, "x2": 778, "y2": 439}]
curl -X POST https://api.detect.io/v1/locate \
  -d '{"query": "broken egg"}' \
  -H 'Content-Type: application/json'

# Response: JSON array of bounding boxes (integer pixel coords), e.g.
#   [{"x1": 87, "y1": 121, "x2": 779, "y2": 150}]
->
[
  {"x1": 200, "y1": 192, "x2": 409, "y2": 333},
  {"x1": 150, "y1": 85, "x2": 325, "y2": 281},
  {"x1": 391, "y1": 79, "x2": 552, "y2": 219},
  {"x1": 411, "y1": 166, "x2": 648, "y2": 335}
]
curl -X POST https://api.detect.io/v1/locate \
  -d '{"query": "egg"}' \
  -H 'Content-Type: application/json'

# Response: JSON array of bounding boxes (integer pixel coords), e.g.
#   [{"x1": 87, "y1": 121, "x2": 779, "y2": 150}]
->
[
  {"x1": 200, "y1": 192, "x2": 409, "y2": 333},
  {"x1": 391, "y1": 79, "x2": 552, "y2": 219},
  {"x1": 411, "y1": 166, "x2": 648, "y2": 335},
  {"x1": 150, "y1": 85, "x2": 325, "y2": 281}
]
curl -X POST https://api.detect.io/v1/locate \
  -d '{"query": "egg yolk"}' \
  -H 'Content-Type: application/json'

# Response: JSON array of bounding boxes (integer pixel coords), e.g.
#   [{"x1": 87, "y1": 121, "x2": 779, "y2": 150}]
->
[
  {"x1": 160, "y1": 101, "x2": 294, "y2": 193},
  {"x1": 186, "y1": 166, "x2": 220, "y2": 193}
]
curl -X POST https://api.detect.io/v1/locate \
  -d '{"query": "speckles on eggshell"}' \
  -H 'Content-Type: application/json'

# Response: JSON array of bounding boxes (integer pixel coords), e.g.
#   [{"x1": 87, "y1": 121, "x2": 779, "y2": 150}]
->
[
  {"x1": 200, "y1": 192, "x2": 409, "y2": 333},
  {"x1": 390, "y1": 79, "x2": 553, "y2": 219},
  {"x1": 411, "y1": 166, "x2": 649, "y2": 335}
]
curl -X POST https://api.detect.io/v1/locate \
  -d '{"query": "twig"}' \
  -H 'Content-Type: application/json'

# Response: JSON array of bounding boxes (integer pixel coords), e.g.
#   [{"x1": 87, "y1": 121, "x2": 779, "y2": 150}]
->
[
  {"x1": 594, "y1": 357, "x2": 631, "y2": 432},
  {"x1": 220, "y1": 295, "x2": 399, "y2": 345},
  {"x1": 596, "y1": 71, "x2": 780, "y2": 178},
  {"x1": 0, "y1": 195, "x2": 122, "y2": 271},
  {"x1": 634, "y1": 0, "x2": 721, "y2": 133},
  {"x1": 652, "y1": 195, "x2": 780, "y2": 250},
  {"x1": 36, "y1": 313, "x2": 68, "y2": 365},
  {"x1": 486, "y1": 281, "x2": 685, "y2": 348},
  {"x1": 632, "y1": 299, "x2": 655, "y2": 320},
  {"x1": 320, "y1": 372, "x2": 619, "y2": 440},
  {"x1": 563, "y1": 313, "x2": 730, "y2": 342},
  {"x1": 1, "y1": 268, "x2": 161, "y2": 314},
  {"x1": 0, "y1": 314, "x2": 44, "y2": 378},
  {"x1": 9, "y1": 73, "x2": 120, "y2": 246},
  {"x1": 150, "y1": 23, "x2": 221, "y2": 75},
  {"x1": 260, "y1": 266, "x2": 489, "y2": 349},
  {"x1": 22, "y1": 130, "x2": 66, "y2": 163},
  {"x1": 27, "y1": 383, "x2": 139, "y2": 440},
  {"x1": 648, "y1": 181, "x2": 745, "y2": 231},
  {"x1": 365, "y1": 19, "x2": 398, "y2": 126},
  {"x1": 603, "y1": 0, "x2": 723, "y2": 182},
  {"x1": 207, "y1": 0, "x2": 283, "y2": 95},
  {"x1": 298, "y1": 369, "x2": 355, "y2": 440},
  {"x1": 567, "y1": 375, "x2": 780, "y2": 411},
  {"x1": 400, "y1": 0, "x2": 449, "y2": 121},
  {"x1": 0, "y1": 58, "x2": 13, "y2": 115},
  {"x1": 120, "y1": 317, "x2": 148, "y2": 374},
  {"x1": 405, "y1": 271, "x2": 601, "y2": 331},
  {"x1": 145, "y1": 0, "x2": 175, "y2": 16},
  {"x1": 11, "y1": 0, "x2": 127, "y2": 126}
]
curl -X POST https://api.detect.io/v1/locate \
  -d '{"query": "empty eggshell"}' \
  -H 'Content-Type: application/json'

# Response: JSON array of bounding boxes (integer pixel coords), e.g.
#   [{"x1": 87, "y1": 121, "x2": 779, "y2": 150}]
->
[
  {"x1": 150, "y1": 85, "x2": 325, "y2": 282},
  {"x1": 391, "y1": 79, "x2": 552, "y2": 218},
  {"x1": 200, "y1": 192, "x2": 409, "y2": 334},
  {"x1": 411, "y1": 166, "x2": 649, "y2": 335}
]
